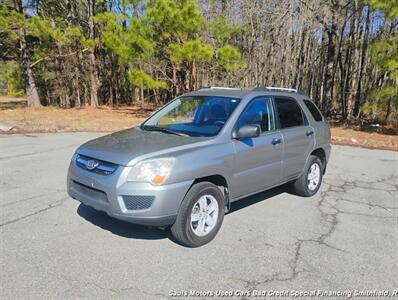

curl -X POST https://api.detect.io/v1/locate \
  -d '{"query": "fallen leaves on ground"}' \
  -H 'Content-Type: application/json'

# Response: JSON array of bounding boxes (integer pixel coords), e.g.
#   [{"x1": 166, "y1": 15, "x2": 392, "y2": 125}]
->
[{"x1": 331, "y1": 127, "x2": 397, "y2": 151}]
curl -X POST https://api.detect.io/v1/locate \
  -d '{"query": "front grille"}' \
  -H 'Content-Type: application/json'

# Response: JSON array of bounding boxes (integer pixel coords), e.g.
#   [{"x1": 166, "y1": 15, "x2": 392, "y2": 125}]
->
[
  {"x1": 122, "y1": 195, "x2": 155, "y2": 211},
  {"x1": 76, "y1": 154, "x2": 118, "y2": 175},
  {"x1": 71, "y1": 180, "x2": 108, "y2": 202}
]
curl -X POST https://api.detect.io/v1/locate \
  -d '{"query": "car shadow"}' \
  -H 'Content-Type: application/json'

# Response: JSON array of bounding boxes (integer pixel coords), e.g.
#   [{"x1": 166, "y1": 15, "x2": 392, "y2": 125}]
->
[
  {"x1": 229, "y1": 183, "x2": 295, "y2": 213},
  {"x1": 77, "y1": 204, "x2": 169, "y2": 240},
  {"x1": 76, "y1": 183, "x2": 294, "y2": 243}
]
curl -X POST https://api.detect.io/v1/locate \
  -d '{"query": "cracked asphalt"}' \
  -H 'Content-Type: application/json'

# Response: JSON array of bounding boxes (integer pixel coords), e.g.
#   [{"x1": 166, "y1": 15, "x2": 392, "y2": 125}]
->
[{"x1": 1, "y1": 133, "x2": 397, "y2": 299}]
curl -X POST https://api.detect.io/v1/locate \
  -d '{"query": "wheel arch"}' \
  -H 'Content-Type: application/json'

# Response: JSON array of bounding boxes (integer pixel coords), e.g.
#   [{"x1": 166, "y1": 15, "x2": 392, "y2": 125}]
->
[
  {"x1": 192, "y1": 174, "x2": 228, "y2": 188},
  {"x1": 310, "y1": 148, "x2": 326, "y2": 173},
  {"x1": 191, "y1": 174, "x2": 230, "y2": 211}
]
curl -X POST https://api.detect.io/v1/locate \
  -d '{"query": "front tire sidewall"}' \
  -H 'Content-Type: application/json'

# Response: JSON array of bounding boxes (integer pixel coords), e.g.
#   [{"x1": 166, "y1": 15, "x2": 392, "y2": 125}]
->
[{"x1": 173, "y1": 182, "x2": 225, "y2": 247}]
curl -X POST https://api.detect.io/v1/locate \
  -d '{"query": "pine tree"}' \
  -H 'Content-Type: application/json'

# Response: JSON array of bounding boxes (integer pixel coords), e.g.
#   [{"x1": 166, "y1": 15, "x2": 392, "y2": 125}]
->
[
  {"x1": 1, "y1": 0, "x2": 41, "y2": 107},
  {"x1": 363, "y1": 0, "x2": 398, "y2": 121}
]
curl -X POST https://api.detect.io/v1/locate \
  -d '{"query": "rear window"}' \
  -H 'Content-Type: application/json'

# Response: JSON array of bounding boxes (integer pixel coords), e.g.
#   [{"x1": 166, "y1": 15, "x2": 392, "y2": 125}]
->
[
  {"x1": 304, "y1": 100, "x2": 323, "y2": 122},
  {"x1": 274, "y1": 97, "x2": 304, "y2": 128}
]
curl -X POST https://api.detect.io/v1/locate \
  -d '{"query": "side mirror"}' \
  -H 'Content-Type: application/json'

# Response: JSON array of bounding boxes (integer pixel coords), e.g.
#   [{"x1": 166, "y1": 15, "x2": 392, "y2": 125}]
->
[{"x1": 232, "y1": 124, "x2": 261, "y2": 139}]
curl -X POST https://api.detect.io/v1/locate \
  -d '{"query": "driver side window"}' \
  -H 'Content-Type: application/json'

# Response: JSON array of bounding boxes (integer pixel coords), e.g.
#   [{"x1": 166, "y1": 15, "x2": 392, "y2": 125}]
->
[{"x1": 237, "y1": 97, "x2": 275, "y2": 132}]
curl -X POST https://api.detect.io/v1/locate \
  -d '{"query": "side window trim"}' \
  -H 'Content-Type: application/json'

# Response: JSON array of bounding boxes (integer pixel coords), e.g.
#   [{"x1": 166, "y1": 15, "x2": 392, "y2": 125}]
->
[
  {"x1": 303, "y1": 99, "x2": 324, "y2": 122},
  {"x1": 271, "y1": 96, "x2": 281, "y2": 130},
  {"x1": 272, "y1": 96, "x2": 307, "y2": 130},
  {"x1": 232, "y1": 96, "x2": 276, "y2": 136}
]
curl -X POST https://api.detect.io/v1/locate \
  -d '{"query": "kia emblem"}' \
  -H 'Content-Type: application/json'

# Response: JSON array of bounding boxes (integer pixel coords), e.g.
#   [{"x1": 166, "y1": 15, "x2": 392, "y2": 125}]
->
[{"x1": 86, "y1": 159, "x2": 99, "y2": 170}]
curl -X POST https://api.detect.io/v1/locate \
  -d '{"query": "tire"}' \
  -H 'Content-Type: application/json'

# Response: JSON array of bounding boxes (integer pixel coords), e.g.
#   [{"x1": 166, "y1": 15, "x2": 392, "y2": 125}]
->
[
  {"x1": 293, "y1": 155, "x2": 323, "y2": 197},
  {"x1": 171, "y1": 182, "x2": 225, "y2": 247}
]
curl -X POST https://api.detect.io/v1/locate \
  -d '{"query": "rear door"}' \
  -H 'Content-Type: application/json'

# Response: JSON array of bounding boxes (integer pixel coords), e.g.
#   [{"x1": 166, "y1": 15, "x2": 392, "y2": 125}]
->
[
  {"x1": 274, "y1": 97, "x2": 315, "y2": 180},
  {"x1": 303, "y1": 99, "x2": 330, "y2": 147},
  {"x1": 230, "y1": 96, "x2": 283, "y2": 198}
]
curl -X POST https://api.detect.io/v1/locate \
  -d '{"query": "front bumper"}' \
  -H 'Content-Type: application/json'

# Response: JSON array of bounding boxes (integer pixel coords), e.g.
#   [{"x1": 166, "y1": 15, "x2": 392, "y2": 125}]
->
[{"x1": 67, "y1": 159, "x2": 193, "y2": 227}]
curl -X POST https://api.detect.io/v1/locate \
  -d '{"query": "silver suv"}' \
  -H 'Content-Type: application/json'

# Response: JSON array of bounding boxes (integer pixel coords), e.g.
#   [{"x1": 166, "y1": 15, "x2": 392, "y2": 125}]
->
[{"x1": 67, "y1": 87, "x2": 331, "y2": 247}]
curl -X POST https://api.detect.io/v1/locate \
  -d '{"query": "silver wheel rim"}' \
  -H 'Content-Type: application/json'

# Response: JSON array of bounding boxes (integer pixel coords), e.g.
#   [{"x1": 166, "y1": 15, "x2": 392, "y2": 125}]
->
[
  {"x1": 190, "y1": 194, "x2": 219, "y2": 237},
  {"x1": 307, "y1": 162, "x2": 321, "y2": 191}
]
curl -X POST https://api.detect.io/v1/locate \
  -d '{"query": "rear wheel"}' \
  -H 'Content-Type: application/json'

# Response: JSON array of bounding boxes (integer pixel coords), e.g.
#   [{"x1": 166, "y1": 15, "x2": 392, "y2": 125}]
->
[
  {"x1": 171, "y1": 182, "x2": 225, "y2": 247},
  {"x1": 293, "y1": 155, "x2": 323, "y2": 197}
]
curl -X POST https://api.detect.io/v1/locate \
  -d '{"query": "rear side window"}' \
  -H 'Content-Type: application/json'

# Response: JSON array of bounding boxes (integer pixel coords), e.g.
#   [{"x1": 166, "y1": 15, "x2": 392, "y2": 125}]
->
[
  {"x1": 274, "y1": 97, "x2": 304, "y2": 128},
  {"x1": 304, "y1": 100, "x2": 323, "y2": 122},
  {"x1": 237, "y1": 97, "x2": 275, "y2": 132}
]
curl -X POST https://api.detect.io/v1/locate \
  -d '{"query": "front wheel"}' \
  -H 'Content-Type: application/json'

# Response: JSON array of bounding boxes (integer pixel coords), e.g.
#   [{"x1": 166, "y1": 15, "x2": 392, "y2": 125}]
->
[
  {"x1": 293, "y1": 155, "x2": 323, "y2": 197},
  {"x1": 171, "y1": 182, "x2": 225, "y2": 247}
]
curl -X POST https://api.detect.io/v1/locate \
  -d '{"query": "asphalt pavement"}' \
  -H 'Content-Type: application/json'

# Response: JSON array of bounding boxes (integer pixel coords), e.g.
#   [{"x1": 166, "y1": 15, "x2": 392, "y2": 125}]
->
[{"x1": 1, "y1": 133, "x2": 397, "y2": 299}]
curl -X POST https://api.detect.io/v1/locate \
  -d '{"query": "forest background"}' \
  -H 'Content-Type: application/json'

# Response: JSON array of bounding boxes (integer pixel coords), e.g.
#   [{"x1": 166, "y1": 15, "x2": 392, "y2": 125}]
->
[{"x1": 0, "y1": 0, "x2": 397, "y2": 143}]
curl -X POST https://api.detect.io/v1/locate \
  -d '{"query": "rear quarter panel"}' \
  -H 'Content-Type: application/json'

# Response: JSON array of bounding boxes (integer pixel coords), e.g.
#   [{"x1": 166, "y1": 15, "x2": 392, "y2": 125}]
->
[{"x1": 298, "y1": 97, "x2": 331, "y2": 163}]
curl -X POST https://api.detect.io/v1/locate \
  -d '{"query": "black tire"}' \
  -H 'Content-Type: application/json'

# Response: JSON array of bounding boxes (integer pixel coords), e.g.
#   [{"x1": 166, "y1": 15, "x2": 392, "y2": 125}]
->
[
  {"x1": 171, "y1": 182, "x2": 225, "y2": 247},
  {"x1": 293, "y1": 155, "x2": 323, "y2": 197}
]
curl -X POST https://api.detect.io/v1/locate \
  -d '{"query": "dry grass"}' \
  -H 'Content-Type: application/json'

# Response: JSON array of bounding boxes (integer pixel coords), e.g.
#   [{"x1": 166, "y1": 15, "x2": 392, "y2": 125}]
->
[
  {"x1": 0, "y1": 95, "x2": 27, "y2": 109},
  {"x1": 0, "y1": 95, "x2": 27, "y2": 103},
  {"x1": 0, "y1": 106, "x2": 397, "y2": 151}
]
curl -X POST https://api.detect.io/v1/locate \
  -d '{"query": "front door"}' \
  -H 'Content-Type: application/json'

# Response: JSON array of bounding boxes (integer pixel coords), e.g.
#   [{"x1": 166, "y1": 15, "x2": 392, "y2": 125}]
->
[{"x1": 230, "y1": 97, "x2": 283, "y2": 199}]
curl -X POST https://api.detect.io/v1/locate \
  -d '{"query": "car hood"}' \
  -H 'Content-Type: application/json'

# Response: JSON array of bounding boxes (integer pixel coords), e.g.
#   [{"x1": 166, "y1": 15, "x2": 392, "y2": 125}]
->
[{"x1": 76, "y1": 127, "x2": 207, "y2": 166}]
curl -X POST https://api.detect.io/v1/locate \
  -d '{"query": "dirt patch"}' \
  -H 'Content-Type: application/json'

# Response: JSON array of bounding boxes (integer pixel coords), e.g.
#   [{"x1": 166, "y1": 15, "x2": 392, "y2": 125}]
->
[
  {"x1": 331, "y1": 127, "x2": 397, "y2": 151},
  {"x1": 0, "y1": 106, "x2": 151, "y2": 133},
  {"x1": 1, "y1": 106, "x2": 397, "y2": 151}
]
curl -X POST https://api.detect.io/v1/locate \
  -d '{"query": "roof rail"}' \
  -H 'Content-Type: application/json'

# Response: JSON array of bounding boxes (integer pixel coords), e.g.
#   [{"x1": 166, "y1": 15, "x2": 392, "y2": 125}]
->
[
  {"x1": 253, "y1": 86, "x2": 306, "y2": 95},
  {"x1": 198, "y1": 86, "x2": 242, "y2": 90},
  {"x1": 266, "y1": 86, "x2": 298, "y2": 93}
]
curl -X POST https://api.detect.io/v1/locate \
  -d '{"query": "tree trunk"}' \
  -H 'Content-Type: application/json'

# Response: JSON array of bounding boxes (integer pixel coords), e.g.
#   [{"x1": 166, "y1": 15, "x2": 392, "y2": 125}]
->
[
  {"x1": 15, "y1": 0, "x2": 41, "y2": 107},
  {"x1": 88, "y1": 0, "x2": 99, "y2": 107},
  {"x1": 353, "y1": 6, "x2": 370, "y2": 117},
  {"x1": 384, "y1": 97, "x2": 392, "y2": 122},
  {"x1": 74, "y1": 63, "x2": 81, "y2": 107},
  {"x1": 88, "y1": 52, "x2": 99, "y2": 107},
  {"x1": 323, "y1": 16, "x2": 337, "y2": 114}
]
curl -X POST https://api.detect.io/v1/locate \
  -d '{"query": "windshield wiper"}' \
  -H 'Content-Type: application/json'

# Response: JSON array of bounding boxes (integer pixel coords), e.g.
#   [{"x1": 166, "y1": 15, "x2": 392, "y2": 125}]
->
[{"x1": 142, "y1": 125, "x2": 190, "y2": 137}]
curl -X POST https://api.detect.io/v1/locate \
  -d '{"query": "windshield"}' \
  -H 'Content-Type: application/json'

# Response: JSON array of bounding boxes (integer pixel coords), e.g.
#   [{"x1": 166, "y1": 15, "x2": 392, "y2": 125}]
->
[{"x1": 142, "y1": 96, "x2": 240, "y2": 137}]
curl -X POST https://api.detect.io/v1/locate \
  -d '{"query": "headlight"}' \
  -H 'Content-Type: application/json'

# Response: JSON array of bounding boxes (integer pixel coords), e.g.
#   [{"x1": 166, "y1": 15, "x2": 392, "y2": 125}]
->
[{"x1": 127, "y1": 158, "x2": 175, "y2": 185}]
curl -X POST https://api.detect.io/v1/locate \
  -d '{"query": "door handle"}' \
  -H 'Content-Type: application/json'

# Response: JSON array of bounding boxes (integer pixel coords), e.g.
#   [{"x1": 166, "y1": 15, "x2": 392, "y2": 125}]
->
[
  {"x1": 271, "y1": 138, "x2": 282, "y2": 145},
  {"x1": 306, "y1": 130, "x2": 314, "y2": 136}
]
